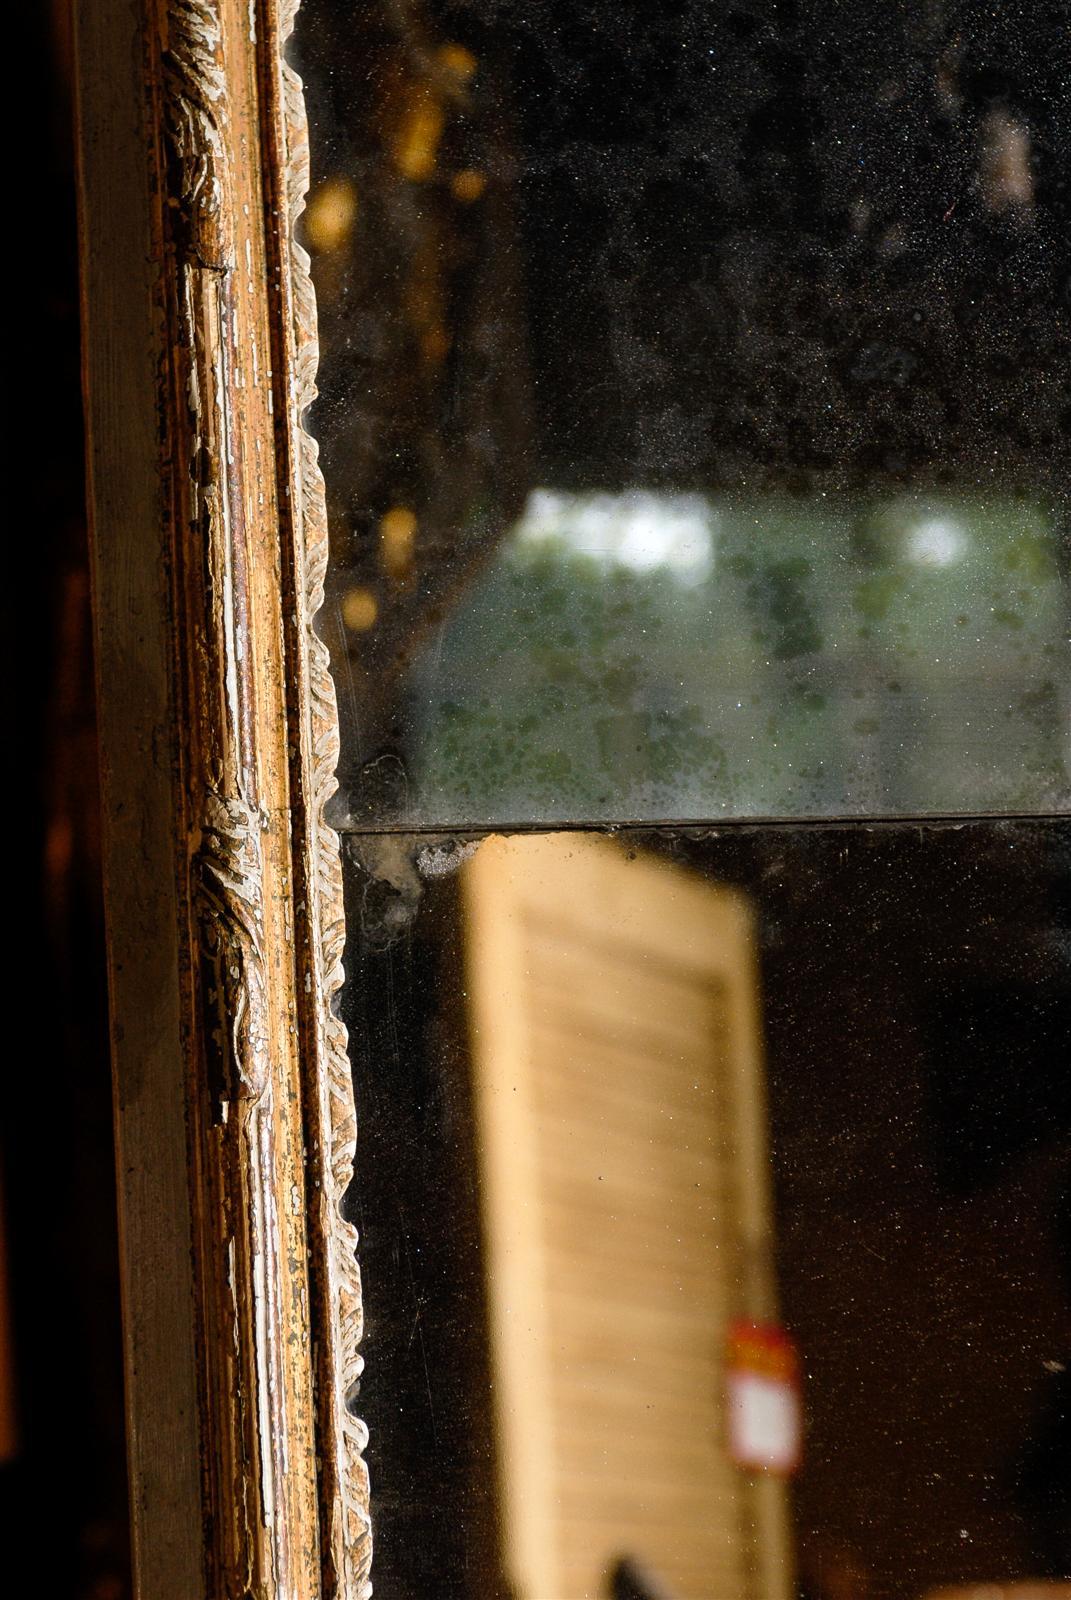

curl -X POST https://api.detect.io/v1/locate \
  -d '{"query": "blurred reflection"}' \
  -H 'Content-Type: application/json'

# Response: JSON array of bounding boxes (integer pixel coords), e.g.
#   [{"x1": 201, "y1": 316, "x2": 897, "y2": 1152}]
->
[
  {"x1": 296, "y1": 0, "x2": 1071, "y2": 824},
  {"x1": 404, "y1": 488, "x2": 1066, "y2": 823},
  {"x1": 297, "y1": 1, "x2": 531, "y2": 770},
  {"x1": 462, "y1": 835, "x2": 793, "y2": 1600},
  {"x1": 341, "y1": 821, "x2": 1070, "y2": 1600}
]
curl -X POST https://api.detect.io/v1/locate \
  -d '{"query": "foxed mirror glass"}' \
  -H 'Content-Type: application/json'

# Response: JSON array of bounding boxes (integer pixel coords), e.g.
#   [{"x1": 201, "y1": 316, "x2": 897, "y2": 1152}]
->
[
  {"x1": 297, "y1": 0, "x2": 1069, "y2": 827},
  {"x1": 337, "y1": 821, "x2": 1070, "y2": 1600},
  {"x1": 293, "y1": 3, "x2": 1070, "y2": 1598}
]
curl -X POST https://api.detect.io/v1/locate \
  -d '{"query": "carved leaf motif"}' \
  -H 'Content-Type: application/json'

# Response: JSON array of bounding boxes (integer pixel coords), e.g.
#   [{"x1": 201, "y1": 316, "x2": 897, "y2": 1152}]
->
[
  {"x1": 281, "y1": 3, "x2": 374, "y2": 1592},
  {"x1": 162, "y1": 0, "x2": 233, "y2": 268},
  {"x1": 194, "y1": 791, "x2": 270, "y2": 1105}
]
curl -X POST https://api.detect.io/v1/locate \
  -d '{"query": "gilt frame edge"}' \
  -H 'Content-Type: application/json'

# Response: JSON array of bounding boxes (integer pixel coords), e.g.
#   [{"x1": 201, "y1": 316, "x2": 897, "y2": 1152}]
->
[{"x1": 74, "y1": 0, "x2": 369, "y2": 1592}]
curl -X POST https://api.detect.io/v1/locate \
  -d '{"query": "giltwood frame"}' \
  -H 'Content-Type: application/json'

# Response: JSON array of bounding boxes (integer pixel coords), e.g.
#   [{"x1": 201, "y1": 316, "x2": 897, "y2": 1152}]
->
[
  {"x1": 75, "y1": 1, "x2": 370, "y2": 1594},
  {"x1": 71, "y1": 0, "x2": 1071, "y2": 1591}
]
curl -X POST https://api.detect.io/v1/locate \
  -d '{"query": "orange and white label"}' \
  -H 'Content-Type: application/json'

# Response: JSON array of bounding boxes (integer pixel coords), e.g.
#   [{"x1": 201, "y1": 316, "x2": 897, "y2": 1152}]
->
[{"x1": 725, "y1": 1319, "x2": 802, "y2": 1476}]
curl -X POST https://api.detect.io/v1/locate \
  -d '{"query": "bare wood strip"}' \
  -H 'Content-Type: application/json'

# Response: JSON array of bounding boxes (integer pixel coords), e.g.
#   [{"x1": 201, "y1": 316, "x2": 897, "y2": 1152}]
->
[{"x1": 73, "y1": 0, "x2": 205, "y2": 1587}]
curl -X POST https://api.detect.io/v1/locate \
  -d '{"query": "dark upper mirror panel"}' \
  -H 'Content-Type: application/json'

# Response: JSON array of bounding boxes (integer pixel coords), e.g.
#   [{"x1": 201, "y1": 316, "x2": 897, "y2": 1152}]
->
[
  {"x1": 340, "y1": 819, "x2": 1071, "y2": 1600},
  {"x1": 296, "y1": 1, "x2": 1070, "y2": 826}
]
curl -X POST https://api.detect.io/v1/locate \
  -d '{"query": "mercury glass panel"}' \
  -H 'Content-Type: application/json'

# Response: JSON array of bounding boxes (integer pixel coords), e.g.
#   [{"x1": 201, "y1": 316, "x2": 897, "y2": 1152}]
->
[
  {"x1": 338, "y1": 819, "x2": 1071, "y2": 1600},
  {"x1": 293, "y1": 9, "x2": 1071, "y2": 1598},
  {"x1": 296, "y1": 0, "x2": 1070, "y2": 827}
]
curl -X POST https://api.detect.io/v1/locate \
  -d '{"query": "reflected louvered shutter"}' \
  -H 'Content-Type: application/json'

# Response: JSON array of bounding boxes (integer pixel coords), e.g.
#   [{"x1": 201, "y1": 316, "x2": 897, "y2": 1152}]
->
[{"x1": 462, "y1": 833, "x2": 793, "y2": 1600}]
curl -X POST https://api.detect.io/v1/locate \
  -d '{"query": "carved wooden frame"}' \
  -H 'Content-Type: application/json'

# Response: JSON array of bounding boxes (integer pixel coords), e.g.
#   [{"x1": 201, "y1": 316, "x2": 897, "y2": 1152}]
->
[{"x1": 75, "y1": 0, "x2": 369, "y2": 1594}]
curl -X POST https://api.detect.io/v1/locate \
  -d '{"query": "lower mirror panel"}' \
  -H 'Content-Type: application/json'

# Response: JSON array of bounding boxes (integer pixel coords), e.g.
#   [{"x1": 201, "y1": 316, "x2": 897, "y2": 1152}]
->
[{"x1": 340, "y1": 820, "x2": 1070, "y2": 1600}]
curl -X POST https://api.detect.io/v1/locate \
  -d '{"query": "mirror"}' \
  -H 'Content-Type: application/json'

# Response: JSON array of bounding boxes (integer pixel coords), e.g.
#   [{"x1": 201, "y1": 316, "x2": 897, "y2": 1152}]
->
[
  {"x1": 295, "y1": 0, "x2": 1070, "y2": 826},
  {"x1": 291, "y1": 4, "x2": 1071, "y2": 1597},
  {"x1": 339, "y1": 820, "x2": 1070, "y2": 1599}
]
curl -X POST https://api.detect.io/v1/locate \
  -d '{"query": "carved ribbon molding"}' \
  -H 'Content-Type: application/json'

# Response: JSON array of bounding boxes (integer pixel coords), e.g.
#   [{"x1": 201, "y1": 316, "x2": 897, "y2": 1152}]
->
[{"x1": 277, "y1": 0, "x2": 374, "y2": 1589}]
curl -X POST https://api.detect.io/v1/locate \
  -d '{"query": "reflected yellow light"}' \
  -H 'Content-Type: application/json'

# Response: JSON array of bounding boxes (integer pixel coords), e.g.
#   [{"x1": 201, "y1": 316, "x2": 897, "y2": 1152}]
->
[
  {"x1": 438, "y1": 42, "x2": 477, "y2": 84},
  {"x1": 451, "y1": 168, "x2": 486, "y2": 203},
  {"x1": 304, "y1": 176, "x2": 358, "y2": 253},
  {"x1": 394, "y1": 46, "x2": 476, "y2": 183},
  {"x1": 380, "y1": 507, "x2": 417, "y2": 581},
  {"x1": 394, "y1": 96, "x2": 444, "y2": 182},
  {"x1": 421, "y1": 325, "x2": 451, "y2": 365},
  {"x1": 341, "y1": 586, "x2": 378, "y2": 632}
]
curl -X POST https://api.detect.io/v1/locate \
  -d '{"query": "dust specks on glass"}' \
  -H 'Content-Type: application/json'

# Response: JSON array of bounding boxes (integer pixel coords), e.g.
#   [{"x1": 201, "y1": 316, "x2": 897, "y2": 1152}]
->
[
  {"x1": 337, "y1": 818, "x2": 1071, "y2": 1600},
  {"x1": 296, "y1": 0, "x2": 1069, "y2": 827},
  {"x1": 293, "y1": 5, "x2": 1070, "y2": 1599}
]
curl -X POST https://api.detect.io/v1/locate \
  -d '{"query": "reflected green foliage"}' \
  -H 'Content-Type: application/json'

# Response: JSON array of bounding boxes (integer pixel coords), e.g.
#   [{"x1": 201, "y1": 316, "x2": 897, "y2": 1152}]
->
[{"x1": 407, "y1": 492, "x2": 1069, "y2": 823}]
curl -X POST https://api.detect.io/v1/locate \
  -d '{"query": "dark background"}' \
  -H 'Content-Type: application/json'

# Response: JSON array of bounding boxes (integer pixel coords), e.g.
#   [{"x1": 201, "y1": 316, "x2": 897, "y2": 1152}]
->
[{"x1": 1, "y1": 7, "x2": 129, "y2": 1596}]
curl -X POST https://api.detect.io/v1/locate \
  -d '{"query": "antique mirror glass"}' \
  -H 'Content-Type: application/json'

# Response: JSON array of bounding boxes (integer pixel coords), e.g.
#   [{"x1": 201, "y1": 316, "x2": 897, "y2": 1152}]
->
[{"x1": 293, "y1": 2, "x2": 1069, "y2": 1596}]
